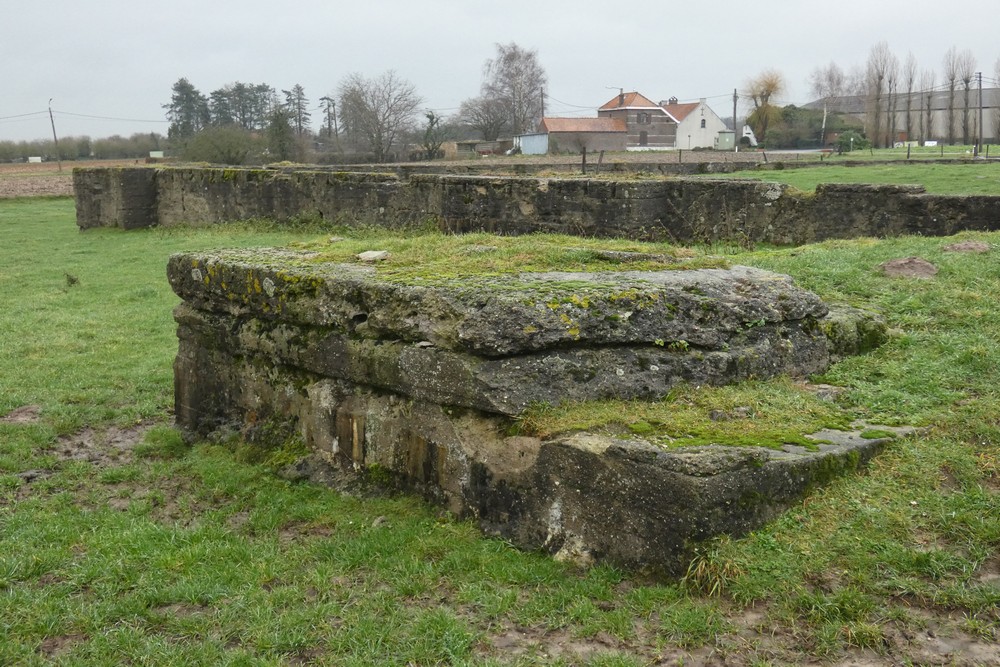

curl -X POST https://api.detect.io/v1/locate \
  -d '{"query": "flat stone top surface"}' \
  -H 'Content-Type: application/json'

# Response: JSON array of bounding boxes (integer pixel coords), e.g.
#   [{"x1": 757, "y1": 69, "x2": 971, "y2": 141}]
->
[{"x1": 168, "y1": 248, "x2": 828, "y2": 357}]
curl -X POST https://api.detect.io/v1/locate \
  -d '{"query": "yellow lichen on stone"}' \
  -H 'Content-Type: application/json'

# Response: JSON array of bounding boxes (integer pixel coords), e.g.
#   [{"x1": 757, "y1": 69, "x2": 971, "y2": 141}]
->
[{"x1": 558, "y1": 312, "x2": 581, "y2": 339}]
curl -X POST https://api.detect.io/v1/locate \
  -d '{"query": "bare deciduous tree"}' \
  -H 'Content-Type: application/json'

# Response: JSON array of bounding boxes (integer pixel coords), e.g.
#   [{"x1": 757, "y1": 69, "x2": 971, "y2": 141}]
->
[
  {"x1": 903, "y1": 53, "x2": 918, "y2": 143},
  {"x1": 943, "y1": 46, "x2": 960, "y2": 144},
  {"x1": 865, "y1": 42, "x2": 896, "y2": 147},
  {"x1": 337, "y1": 71, "x2": 422, "y2": 163},
  {"x1": 419, "y1": 111, "x2": 449, "y2": 160},
  {"x1": 920, "y1": 69, "x2": 936, "y2": 142},
  {"x1": 809, "y1": 62, "x2": 845, "y2": 145},
  {"x1": 956, "y1": 49, "x2": 977, "y2": 144},
  {"x1": 845, "y1": 65, "x2": 868, "y2": 97},
  {"x1": 482, "y1": 42, "x2": 547, "y2": 135},
  {"x1": 745, "y1": 69, "x2": 784, "y2": 144},
  {"x1": 995, "y1": 58, "x2": 1000, "y2": 142},
  {"x1": 886, "y1": 52, "x2": 900, "y2": 146},
  {"x1": 458, "y1": 95, "x2": 509, "y2": 141}
]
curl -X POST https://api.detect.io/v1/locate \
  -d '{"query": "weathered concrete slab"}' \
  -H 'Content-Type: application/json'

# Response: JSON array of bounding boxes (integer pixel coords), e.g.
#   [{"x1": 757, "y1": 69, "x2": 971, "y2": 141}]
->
[
  {"x1": 170, "y1": 248, "x2": 889, "y2": 573},
  {"x1": 168, "y1": 250, "x2": 882, "y2": 416},
  {"x1": 167, "y1": 249, "x2": 829, "y2": 353}
]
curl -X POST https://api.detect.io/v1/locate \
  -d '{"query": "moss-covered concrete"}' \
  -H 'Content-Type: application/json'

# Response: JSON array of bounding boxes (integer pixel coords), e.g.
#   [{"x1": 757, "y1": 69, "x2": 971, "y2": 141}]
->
[{"x1": 170, "y1": 248, "x2": 891, "y2": 573}]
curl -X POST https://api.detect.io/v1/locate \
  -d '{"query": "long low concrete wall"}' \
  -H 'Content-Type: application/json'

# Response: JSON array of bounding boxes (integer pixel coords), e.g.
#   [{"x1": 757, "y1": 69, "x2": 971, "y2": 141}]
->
[{"x1": 74, "y1": 166, "x2": 1000, "y2": 245}]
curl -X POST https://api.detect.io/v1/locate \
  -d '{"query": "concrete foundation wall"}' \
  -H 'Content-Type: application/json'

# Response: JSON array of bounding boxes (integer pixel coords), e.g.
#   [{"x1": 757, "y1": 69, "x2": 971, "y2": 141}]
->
[{"x1": 75, "y1": 166, "x2": 1000, "y2": 245}]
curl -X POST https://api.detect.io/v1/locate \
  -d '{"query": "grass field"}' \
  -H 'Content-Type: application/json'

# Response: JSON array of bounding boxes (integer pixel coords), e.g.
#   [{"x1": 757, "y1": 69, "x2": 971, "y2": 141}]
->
[
  {"x1": 700, "y1": 161, "x2": 1000, "y2": 196},
  {"x1": 1, "y1": 198, "x2": 998, "y2": 665}
]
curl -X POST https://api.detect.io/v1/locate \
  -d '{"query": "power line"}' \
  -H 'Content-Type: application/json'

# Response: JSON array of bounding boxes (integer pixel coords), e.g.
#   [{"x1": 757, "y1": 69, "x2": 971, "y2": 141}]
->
[
  {"x1": 0, "y1": 110, "x2": 47, "y2": 120},
  {"x1": 0, "y1": 116, "x2": 55, "y2": 125},
  {"x1": 53, "y1": 110, "x2": 167, "y2": 124},
  {"x1": 544, "y1": 95, "x2": 596, "y2": 110}
]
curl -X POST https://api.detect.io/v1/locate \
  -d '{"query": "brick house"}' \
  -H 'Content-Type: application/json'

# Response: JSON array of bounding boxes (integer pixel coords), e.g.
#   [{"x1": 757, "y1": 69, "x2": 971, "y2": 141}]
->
[{"x1": 598, "y1": 91, "x2": 678, "y2": 149}]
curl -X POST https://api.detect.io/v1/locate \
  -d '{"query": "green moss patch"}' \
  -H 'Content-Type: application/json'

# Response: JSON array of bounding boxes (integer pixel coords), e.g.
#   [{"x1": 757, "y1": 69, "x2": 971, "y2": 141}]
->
[
  {"x1": 518, "y1": 378, "x2": 853, "y2": 450},
  {"x1": 286, "y1": 230, "x2": 729, "y2": 285}
]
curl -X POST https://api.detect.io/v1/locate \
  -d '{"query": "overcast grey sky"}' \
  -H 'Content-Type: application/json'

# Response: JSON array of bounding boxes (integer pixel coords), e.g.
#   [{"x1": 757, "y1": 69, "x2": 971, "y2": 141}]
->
[{"x1": 3, "y1": 0, "x2": 998, "y2": 142}]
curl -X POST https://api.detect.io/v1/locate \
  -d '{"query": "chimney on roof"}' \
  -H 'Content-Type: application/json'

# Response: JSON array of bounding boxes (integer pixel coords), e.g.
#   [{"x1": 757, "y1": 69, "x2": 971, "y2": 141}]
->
[
  {"x1": 668, "y1": 96, "x2": 678, "y2": 105},
  {"x1": 618, "y1": 91, "x2": 625, "y2": 106}
]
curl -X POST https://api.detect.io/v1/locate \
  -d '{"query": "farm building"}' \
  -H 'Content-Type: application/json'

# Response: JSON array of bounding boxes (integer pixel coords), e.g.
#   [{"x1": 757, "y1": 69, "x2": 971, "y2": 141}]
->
[{"x1": 520, "y1": 117, "x2": 627, "y2": 154}]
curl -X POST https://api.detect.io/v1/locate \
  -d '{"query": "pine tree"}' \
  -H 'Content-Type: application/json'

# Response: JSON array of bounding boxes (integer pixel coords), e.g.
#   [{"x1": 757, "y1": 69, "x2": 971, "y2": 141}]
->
[
  {"x1": 282, "y1": 84, "x2": 311, "y2": 137},
  {"x1": 164, "y1": 78, "x2": 210, "y2": 141}
]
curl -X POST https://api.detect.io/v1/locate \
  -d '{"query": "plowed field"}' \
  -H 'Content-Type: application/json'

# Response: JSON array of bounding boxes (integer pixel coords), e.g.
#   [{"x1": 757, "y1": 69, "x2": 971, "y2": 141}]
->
[{"x1": 0, "y1": 159, "x2": 138, "y2": 198}]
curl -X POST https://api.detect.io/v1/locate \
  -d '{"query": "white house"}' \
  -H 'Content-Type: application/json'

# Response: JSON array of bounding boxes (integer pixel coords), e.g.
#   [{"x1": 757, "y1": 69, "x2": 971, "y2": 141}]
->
[{"x1": 660, "y1": 97, "x2": 729, "y2": 150}]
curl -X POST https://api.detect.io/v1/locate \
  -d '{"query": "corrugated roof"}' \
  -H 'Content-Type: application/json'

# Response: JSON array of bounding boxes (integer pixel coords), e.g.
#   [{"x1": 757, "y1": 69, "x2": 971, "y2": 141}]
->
[
  {"x1": 661, "y1": 102, "x2": 699, "y2": 121},
  {"x1": 598, "y1": 91, "x2": 661, "y2": 110},
  {"x1": 540, "y1": 117, "x2": 627, "y2": 133},
  {"x1": 802, "y1": 89, "x2": 1000, "y2": 114}
]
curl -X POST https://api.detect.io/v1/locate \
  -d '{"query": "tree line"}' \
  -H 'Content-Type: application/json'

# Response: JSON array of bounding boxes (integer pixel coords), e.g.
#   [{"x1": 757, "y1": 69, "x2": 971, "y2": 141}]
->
[
  {"x1": 161, "y1": 42, "x2": 546, "y2": 164},
  {"x1": 0, "y1": 133, "x2": 163, "y2": 162},
  {"x1": 745, "y1": 42, "x2": 1000, "y2": 149}
]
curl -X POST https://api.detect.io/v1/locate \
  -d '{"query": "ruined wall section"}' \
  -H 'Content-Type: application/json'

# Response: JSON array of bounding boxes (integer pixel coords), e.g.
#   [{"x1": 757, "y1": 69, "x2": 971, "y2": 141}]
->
[
  {"x1": 152, "y1": 169, "x2": 415, "y2": 228},
  {"x1": 73, "y1": 167, "x2": 157, "y2": 230},
  {"x1": 74, "y1": 167, "x2": 1000, "y2": 244}
]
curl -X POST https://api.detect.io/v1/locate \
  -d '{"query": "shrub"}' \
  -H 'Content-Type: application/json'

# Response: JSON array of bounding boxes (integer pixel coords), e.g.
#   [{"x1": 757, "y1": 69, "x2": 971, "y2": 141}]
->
[{"x1": 837, "y1": 130, "x2": 870, "y2": 153}]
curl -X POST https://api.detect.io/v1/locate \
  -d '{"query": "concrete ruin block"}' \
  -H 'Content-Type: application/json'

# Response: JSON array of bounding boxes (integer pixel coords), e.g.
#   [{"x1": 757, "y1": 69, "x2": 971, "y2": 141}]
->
[
  {"x1": 168, "y1": 248, "x2": 888, "y2": 573},
  {"x1": 73, "y1": 167, "x2": 157, "y2": 230}
]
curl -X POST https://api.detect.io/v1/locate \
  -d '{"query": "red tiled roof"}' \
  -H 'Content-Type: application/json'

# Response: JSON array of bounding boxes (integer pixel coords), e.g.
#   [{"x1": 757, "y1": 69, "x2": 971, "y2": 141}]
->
[
  {"x1": 661, "y1": 102, "x2": 699, "y2": 121},
  {"x1": 539, "y1": 117, "x2": 626, "y2": 133},
  {"x1": 598, "y1": 91, "x2": 661, "y2": 110}
]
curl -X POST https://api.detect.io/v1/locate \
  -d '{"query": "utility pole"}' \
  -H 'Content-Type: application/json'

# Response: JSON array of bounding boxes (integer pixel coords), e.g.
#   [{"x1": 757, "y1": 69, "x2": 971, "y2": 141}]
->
[
  {"x1": 732, "y1": 88, "x2": 738, "y2": 152},
  {"x1": 47, "y1": 99, "x2": 62, "y2": 172},
  {"x1": 540, "y1": 88, "x2": 545, "y2": 119}
]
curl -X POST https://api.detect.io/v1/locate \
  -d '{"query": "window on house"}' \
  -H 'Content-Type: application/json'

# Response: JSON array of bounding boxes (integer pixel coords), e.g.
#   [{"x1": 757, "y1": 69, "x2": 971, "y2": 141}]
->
[
  {"x1": 637, "y1": 112, "x2": 650, "y2": 124},
  {"x1": 700, "y1": 119, "x2": 706, "y2": 129}
]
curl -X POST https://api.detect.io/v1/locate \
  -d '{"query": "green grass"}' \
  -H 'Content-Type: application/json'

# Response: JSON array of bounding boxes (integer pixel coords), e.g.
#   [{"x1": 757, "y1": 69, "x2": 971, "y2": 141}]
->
[
  {"x1": 1, "y1": 197, "x2": 998, "y2": 665},
  {"x1": 837, "y1": 144, "x2": 988, "y2": 160},
  {"x1": 702, "y1": 161, "x2": 1000, "y2": 195}
]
